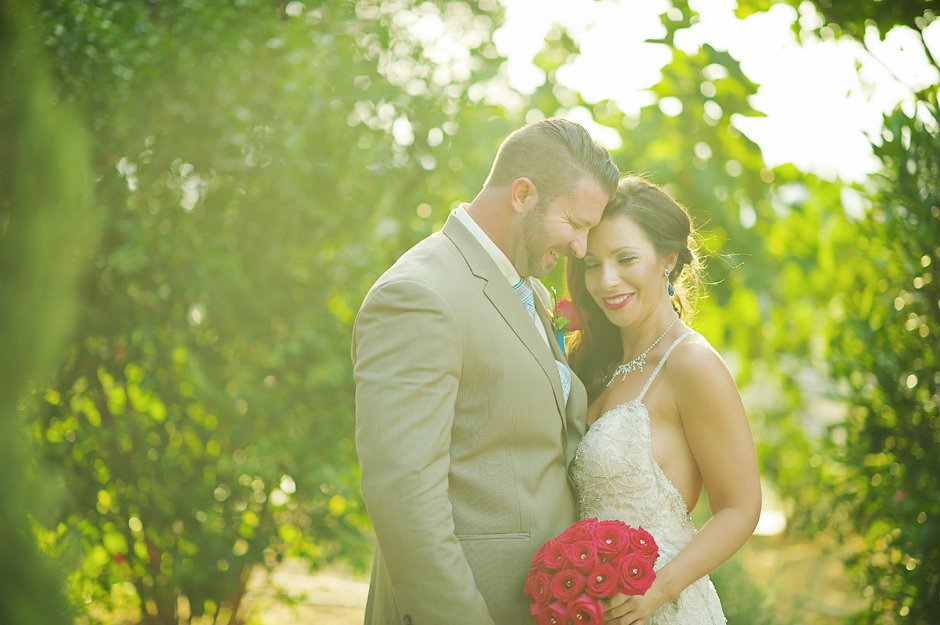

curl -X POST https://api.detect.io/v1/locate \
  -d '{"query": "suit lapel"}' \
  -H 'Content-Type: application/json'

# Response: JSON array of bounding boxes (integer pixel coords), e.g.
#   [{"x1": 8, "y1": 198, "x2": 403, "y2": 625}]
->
[
  {"x1": 532, "y1": 281, "x2": 586, "y2": 449},
  {"x1": 532, "y1": 285, "x2": 565, "y2": 363},
  {"x1": 443, "y1": 215, "x2": 567, "y2": 422},
  {"x1": 531, "y1": 288, "x2": 567, "y2": 406}
]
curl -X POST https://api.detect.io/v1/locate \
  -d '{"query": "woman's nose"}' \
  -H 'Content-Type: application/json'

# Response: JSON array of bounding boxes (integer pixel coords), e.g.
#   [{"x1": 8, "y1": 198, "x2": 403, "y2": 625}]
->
[{"x1": 598, "y1": 262, "x2": 620, "y2": 288}]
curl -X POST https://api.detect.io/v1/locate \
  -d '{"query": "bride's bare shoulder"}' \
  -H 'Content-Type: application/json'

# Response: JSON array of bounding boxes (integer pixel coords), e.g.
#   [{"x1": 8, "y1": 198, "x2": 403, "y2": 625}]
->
[{"x1": 666, "y1": 332, "x2": 738, "y2": 397}]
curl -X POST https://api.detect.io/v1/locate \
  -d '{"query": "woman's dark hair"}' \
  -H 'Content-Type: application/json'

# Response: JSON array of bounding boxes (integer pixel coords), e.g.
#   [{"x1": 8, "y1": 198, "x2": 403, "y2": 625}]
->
[{"x1": 567, "y1": 175, "x2": 702, "y2": 400}]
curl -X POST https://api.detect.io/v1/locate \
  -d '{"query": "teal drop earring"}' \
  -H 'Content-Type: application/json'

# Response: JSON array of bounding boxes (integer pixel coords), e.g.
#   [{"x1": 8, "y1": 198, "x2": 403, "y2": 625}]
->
[{"x1": 665, "y1": 268, "x2": 675, "y2": 297}]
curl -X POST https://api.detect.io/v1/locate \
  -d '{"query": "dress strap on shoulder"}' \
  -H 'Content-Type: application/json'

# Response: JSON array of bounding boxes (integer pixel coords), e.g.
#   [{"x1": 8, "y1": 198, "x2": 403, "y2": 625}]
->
[{"x1": 636, "y1": 330, "x2": 695, "y2": 402}]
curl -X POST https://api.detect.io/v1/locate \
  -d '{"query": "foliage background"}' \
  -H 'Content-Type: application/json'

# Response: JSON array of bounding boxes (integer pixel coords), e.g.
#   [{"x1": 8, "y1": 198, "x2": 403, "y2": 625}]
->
[{"x1": 0, "y1": 0, "x2": 936, "y2": 624}]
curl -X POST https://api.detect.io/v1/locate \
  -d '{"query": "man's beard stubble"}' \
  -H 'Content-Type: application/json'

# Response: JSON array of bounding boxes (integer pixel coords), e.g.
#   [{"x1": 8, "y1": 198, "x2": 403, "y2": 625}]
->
[{"x1": 521, "y1": 198, "x2": 551, "y2": 279}]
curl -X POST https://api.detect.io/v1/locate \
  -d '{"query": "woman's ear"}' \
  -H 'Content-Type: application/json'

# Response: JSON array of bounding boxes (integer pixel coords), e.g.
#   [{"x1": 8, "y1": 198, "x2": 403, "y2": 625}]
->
[{"x1": 664, "y1": 251, "x2": 679, "y2": 273}]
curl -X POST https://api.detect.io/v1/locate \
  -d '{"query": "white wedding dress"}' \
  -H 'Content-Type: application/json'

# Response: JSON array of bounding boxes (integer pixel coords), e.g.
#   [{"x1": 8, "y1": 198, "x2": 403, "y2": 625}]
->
[{"x1": 570, "y1": 331, "x2": 726, "y2": 624}]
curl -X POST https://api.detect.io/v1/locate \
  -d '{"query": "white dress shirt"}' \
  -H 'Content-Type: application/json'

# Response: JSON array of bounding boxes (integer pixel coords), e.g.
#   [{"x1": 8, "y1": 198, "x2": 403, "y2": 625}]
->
[{"x1": 453, "y1": 205, "x2": 552, "y2": 350}]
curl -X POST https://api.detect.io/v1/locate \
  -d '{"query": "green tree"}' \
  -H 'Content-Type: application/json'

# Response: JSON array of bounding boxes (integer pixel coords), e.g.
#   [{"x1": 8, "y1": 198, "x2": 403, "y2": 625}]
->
[
  {"x1": 733, "y1": 2, "x2": 940, "y2": 622},
  {"x1": 829, "y1": 100, "x2": 939, "y2": 625},
  {"x1": 32, "y1": 1, "x2": 936, "y2": 623},
  {"x1": 33, "y1": 1, "x2": 517, "y2": 623},
  {"x1": 737, "y1": 0, "x2": 938, "y2": 45},
  {"x1": 0, "y1": 2, "x2": 101, "y2": 624},
  {"x1": 542, "y1": 3, "x2": 938, "y2": 621}
]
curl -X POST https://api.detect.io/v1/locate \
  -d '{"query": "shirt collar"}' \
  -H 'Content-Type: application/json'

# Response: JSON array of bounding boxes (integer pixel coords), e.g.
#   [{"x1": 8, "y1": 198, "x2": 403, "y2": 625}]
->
[{"x1": 453, "y1": 204, "x2": 522, "y2": 287}]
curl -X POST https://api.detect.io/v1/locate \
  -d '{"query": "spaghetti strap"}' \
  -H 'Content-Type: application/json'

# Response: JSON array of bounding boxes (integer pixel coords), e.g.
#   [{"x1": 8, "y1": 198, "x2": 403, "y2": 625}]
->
[{"x1": 636, "y1": 330, "x2": 695, "y2": 402}]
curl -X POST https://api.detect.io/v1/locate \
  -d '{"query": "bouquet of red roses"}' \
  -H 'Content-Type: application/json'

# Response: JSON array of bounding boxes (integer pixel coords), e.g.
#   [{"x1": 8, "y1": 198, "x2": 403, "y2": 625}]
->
[{"x1": 523, "y1": 518, "x2": 659, "y2": 625}]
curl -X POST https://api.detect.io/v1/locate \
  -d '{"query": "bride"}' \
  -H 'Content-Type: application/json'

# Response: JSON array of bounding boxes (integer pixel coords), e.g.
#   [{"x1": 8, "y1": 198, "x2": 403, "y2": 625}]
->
[{"x1": 567, "y1": 176, "x2": 761, "y2": 624}]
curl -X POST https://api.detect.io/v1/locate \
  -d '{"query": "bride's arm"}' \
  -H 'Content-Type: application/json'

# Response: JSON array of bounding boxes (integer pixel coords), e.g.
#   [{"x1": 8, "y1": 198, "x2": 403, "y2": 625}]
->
[{"x1": 604, "y1": 341, "x2": 761, "y2": 624}]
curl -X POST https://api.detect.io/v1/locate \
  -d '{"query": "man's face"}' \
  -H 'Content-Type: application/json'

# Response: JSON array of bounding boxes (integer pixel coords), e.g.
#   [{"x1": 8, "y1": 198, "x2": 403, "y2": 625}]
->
[{"x1": 518, "y1": 176, "x2": 610, "y2": 278}]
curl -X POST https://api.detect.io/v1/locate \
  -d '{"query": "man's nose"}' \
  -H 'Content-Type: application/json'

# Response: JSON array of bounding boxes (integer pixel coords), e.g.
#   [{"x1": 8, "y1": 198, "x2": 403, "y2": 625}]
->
[{"x1": 569, "y1": 233, "x2": 588, "y2": 258}]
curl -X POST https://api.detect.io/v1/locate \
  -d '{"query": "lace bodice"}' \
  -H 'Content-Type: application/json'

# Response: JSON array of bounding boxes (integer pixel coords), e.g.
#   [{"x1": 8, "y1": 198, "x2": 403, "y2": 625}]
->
[{"x1": 570, "y1": 331, "x2": 726, "y2": 624}]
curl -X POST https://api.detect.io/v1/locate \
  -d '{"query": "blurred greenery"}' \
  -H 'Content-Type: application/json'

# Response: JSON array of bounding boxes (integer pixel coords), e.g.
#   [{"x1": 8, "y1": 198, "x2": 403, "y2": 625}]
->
[
  {"x1": 736, "y1": 0, "x2": 938, "y2": 42},
  {"x1": 1, "y1": 0, "x2": 936, "y2": 624},
  {"x1": 0, "y1": 2, "x2": 99, "y2": 625},
  {"x1": 827, "y1": 100, "x2": 939, "y2": 625},
  {"x1": 28, "y1": 1, "x2": 518, "y2": 623},
  {"x1": 733, "y1": 3, "x2": 940, "y2": 623}
]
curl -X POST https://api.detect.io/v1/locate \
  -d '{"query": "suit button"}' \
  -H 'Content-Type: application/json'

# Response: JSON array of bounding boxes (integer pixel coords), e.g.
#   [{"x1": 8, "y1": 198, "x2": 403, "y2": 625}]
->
[{"x1": 403, "y1": 616, "x2": 413, "y2": 625}]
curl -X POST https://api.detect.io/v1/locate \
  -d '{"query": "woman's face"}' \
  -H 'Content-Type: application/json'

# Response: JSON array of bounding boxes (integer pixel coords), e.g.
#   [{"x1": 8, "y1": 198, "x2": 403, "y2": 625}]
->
[{"x1": 582, "y1": 214, "x2": 672, "y2": 328}]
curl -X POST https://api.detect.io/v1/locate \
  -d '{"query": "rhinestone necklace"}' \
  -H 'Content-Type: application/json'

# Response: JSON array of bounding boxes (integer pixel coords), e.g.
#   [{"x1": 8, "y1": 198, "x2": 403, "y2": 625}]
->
[{"x1": 606, "y1": 313, "x2": 680, "y2": 387}]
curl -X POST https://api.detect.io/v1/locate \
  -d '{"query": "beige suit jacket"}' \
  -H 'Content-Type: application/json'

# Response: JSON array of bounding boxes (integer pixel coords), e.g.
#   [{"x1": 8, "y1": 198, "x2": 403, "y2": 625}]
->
[{"x1": 352, "y1": 213, "x2": 588, "y2": 625}]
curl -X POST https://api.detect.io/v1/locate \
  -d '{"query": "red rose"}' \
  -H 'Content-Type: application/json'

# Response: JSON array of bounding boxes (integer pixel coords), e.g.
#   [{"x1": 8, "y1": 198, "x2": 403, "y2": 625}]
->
[
  {"x1": 553, "y1": 298, "x2": 583, "y2": 332},
  {"x1": 628, "y1": 526, "x2": 660, "y2": 565},
  {"x1": 594, "y1": 520, "x2": 630, "y2": 557},
  {"x1": 531, "y1": 539, "x2": 550, "y2": 565},
  {"x1": 541, "y1": 539, "x2": 568, "y2": 570},
  {"x1": 585, "y1": 562, "x2": 618, "y2": 598},
  {"x1": 524, "y1": 571, "x2": 553, "y2": 606},
  {"x1": 550, "y1": 568, "x2": 586, "y2": 602},
  {"x1": 563, "y1": 540, "x2": 600, "y2": 572},
  {"x1": 535, "y1": 601, "x2": 568, "y2": 625},
  {"x1": 558, "y1": 521, "x2": 595, "y2": 544},
  {"x1": 525, "y1": 519, "x2": 660, "y2": 622},
  {"x1": 530, "y1": 602, "x2": 541, "y2": 619},
  {"x1": 566, "y1": 595, "x2": 604, "y2": 624},
  {"x1": 618, "y1": 552, "x2": 655, "y2": 595}
]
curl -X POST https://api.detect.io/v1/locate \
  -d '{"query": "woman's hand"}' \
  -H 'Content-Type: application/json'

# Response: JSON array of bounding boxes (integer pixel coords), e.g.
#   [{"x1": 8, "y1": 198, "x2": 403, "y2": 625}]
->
[{"x1": 603, "y1": 580, "x2": 672, "y2": 625}]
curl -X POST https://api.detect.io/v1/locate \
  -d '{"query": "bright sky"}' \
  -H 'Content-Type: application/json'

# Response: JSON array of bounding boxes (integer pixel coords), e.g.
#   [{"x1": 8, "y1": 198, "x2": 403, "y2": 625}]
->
[{"x1": 494, "y1": 0, "x2": 940, "y2": 182}]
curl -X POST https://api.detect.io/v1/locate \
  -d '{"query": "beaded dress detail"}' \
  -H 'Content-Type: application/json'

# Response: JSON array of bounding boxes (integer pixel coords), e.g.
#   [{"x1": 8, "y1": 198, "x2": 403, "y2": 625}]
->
[{"x1": 571, "y1": 331, "x2": 726, "y2": 624}]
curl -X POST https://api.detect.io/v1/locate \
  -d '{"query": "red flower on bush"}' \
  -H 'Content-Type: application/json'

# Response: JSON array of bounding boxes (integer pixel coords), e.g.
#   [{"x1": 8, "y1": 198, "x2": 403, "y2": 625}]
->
[{"x1": 524, "y1": 518, "x2": 659, "y2": 624}]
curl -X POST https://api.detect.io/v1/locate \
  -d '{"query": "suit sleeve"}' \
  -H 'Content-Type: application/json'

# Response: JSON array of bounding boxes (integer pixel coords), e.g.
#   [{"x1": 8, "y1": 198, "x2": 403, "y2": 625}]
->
[{"x1": 352, "y1": 278, "x2": 496, "y2": 625}]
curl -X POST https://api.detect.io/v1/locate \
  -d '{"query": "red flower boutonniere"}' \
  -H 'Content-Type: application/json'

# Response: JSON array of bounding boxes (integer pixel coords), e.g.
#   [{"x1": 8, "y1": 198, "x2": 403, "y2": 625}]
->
[
  {"x1": 550, "y1": 289, "x2": 583, "y2": 357},
  {"x1": 551, "y1": 298, "x2": 581, "y2": 333}
]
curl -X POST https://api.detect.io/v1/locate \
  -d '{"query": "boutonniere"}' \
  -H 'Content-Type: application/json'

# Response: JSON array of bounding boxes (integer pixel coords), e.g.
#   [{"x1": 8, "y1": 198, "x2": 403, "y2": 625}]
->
[{"x1": 550, "y1": 288, "x2": 583, "y2": 357}]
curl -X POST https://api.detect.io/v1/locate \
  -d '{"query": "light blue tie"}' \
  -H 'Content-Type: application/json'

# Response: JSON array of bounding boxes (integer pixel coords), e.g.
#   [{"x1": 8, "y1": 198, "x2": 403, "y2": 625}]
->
[{"x1": 512, "y1": 279, "x2": 571, "y2": 404}]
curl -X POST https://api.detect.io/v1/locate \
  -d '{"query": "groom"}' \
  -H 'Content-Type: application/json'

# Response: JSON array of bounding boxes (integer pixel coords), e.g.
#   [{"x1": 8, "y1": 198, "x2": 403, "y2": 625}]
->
[{"x1": 352, "y1": 118, "x2": 619, "y2": 625}]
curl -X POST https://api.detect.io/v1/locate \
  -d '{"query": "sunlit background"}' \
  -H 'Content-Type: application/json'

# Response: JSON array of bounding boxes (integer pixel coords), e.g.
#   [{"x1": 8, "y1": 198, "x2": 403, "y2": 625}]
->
[
  {"x1": 1, "y1": 1, "x2": 937, "y2": 624},
  {"x1": 497, "y1": 0, "x2": 939, "y2": 181}
]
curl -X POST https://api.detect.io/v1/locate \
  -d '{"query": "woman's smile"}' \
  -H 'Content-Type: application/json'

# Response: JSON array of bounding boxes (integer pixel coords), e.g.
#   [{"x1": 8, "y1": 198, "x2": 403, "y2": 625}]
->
[{"x1": 601, "y1": 293, "x2": 634, "y2": 310}]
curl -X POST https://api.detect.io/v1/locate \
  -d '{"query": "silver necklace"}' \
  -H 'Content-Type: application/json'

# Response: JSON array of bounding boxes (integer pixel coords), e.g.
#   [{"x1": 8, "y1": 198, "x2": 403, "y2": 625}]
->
[{"x1": 606, "y1": 314, "x2": 680, "y2": 387}]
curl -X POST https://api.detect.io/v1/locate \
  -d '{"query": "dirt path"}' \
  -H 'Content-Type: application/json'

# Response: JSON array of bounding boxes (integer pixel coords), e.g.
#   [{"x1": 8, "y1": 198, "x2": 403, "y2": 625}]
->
[{"x1": 243, "y1": 560, "x2": 367, "y2": 625}]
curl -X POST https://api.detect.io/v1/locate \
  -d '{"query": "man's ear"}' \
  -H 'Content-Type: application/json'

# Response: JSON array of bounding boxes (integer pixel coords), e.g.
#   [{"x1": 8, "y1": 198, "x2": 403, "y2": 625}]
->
[{"x1": 509, "y1": 177, "x2": 538, "y2": 214}]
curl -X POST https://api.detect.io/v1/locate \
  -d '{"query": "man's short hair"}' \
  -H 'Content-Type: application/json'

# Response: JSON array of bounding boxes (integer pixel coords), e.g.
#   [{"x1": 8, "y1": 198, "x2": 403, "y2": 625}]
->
[{"x1": 484, "y1": 118, "x2": 619, "y2": 203}]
